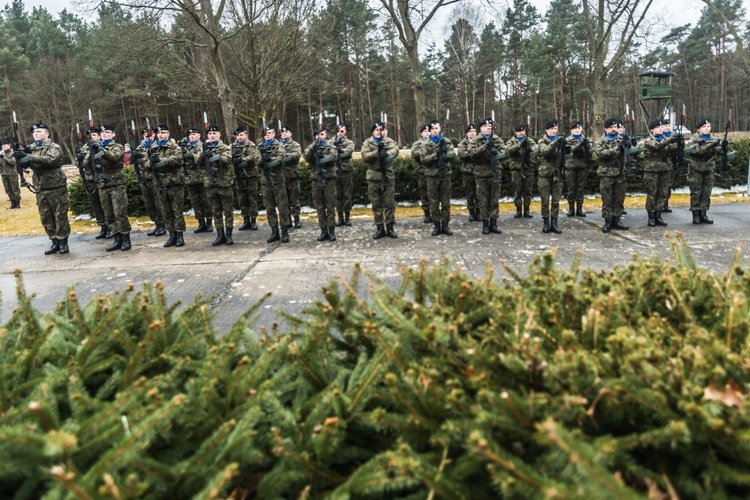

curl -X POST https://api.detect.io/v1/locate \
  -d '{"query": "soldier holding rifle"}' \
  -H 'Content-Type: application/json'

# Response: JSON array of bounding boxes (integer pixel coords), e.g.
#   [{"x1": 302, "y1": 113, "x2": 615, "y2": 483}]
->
[{"x1": 361, "y1": 118, "x2": 399, "y2": 240}]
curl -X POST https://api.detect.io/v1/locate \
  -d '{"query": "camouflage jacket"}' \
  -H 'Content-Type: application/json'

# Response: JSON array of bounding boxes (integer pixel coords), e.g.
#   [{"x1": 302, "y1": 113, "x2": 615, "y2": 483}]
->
[
  {"x1": 303, "y1": 140, "x2": 339, "y2": 181},
  {"x1": 133, "y1": 141, "x2": 155, "y2": 181},
  {"x1": 182, "y1": 140, "x2": 205, "y2": 185},
  {"x1": 0, "y1": 150, "x2": 17, "y2": 176},
  {"x1": 78, "y1": 142, "x2": 95, "y2": 183},
  {"x1": 202, "y1": 140, "x2": 233, "y2": 188},
  {"x1": 593, "y1": 135, "x2": 623, "y2": 177},
  {"x1": 410, "y1": 138, "x2": 428, "y2": 175},
  {"x1": 643, "y1": 134, "x2": 677, "y2": 173},
  {"x1": 281, "y1": 140, "x2": 302, "y2": 178},
  {"x1": 467, "y1": 134, "x2": 505, "y2": 178},
  {"x1": 565, "y1": 135, "x2": 590, "y2": 170},
  {"x1": 536, "y1": 135, "x2": 564, "y2": 179},
  {"x1": 685, "y1": 133, "x2": 720, "y2": 173},
  {"x1": 84, "y1": 140, "x2": 125, "y2": 189},
  {"x1": 505, "y1": 136, "x2": 537, "y2": 171},
  {"x1": 28, "y1": 139, "x2": 65, "y2": 191},
  {"x1": 231, "y1": 141, "x2": 261, "y2": 180},
  {"x1": 333, "y1": 136, "x2": 355, "y2": 174},
  {"x1": 457, "y1": 137, "x2": 474, "y2": 174},
  {"x1": 259, "y1": 139, "x2": 287, "y2": 187},
  {"x1": 149, "y1": 138, "x2": 184, "y2": 187},
  {"x1": 420, "y1": 136, "x2": 456, "y2": 178},
  {"x1": 361, "y1": 136, "x2": 399, "y2": 182}
]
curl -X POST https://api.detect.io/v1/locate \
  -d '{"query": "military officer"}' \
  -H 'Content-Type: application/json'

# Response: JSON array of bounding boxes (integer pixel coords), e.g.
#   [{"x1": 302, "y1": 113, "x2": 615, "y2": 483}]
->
[
  {"x1": 565, "y1": 120, "x2": 590, "y2": 217},
  {"x1": 76, "y1": 127, "x2": 109, "y2": 238},
  {"x1": 0, "y1": 139, "x2": 22, "y2": 209},
  {"x1": 420, "y1": 119, "x2": 455, "y2": 236},
  {"x1": 410, "y1": 124, "x2": 431, "y2": 223},
  {"x1": 536, "y1": 120, "x2": 565, "y2": 234},
  {"x1": 133, "y1": 127, "x2": 166, "y2": 237},
  {"x1": 333, "y1": 123, "x2": 356, "y2": 227},
  {"x1": 686, "y1": 117, "x2": 721, "y2": 224},
  {"x1": 505, "y1": 123, "x2": 536, "y2": 219},
  {"x1": 304, "y1": 128, "x2": 339, "y2": 241},
  {"x1": 642, "y1": 119, "x2": 678, "y2": 227},
  {"x1": 468, "y1": 117, "x2": 505, "y2": 235},
  {"x1": 361, "y1": 120, "x2": 399, "y2": 239},
  {"x1": 149, "y1": 124, "x2": 185, "y2": 247},
  {"x1": 200, "y1": 125, "x2": 234, "y2": 245},
  {"x1": 457, "y1": 124, "x2": 478, "y2": 221},
  {"x1": 181, "y1": 128, "x2": 212, "y2": 233},
  {"x1": 280, "y1": 125, "x2": 303, "y2": 229},
  {"x1": 594, "y1": 118, "x2": 629, "y2": 233},
  {"x1": 259, "y1": 125, "x2": 290, "y2": 243},
  {"x1": 14, "y1": 124, "x2": 69, "y2": 254},
  {"x1": 234, "y1": 126, "x2": 261, "y2": 231}
]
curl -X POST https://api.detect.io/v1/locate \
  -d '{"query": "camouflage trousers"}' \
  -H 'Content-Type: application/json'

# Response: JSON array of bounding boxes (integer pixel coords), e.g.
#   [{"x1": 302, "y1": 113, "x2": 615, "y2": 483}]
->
[
  {"x1": 186, "y1": 182, "x2": 210, "y2": 221},
  {"x1": 427, "y1": 176, "x2": 451, "y2": 224},
  {"x1": 235, "y1": 176, "x2": 259, "y2": 218},
  {"x1": 510, "y1": 168, "x2": 534, "y2": 208},
  {"x1": 475, "y1": 176, "x2": 501, "y2": 221},
  {"x1": 2, "y1": 173, "x2": 21, "y2": 202},
  {"x1": 689, "y1": 169, "x2": 714, "y2": 212},
  {"x1": 462, "y1": 172, "x2": 477, "y2": 211},
  {"x1": 312, "y1": 180, "x2": 336, "y2": 228},
  {"x1": 367, "y1": 180, "x2": 395, "y2": 225},
  {"x1": 286, "y1": 176, "x2": 301, "y2": 217},
  {"x1": 140, "y1": 180, "x2": 164, "y2": 225},
  {"x1": 565, "y1": 167, "x2": 588, "y2": 204},
  {"x1": 159, "y1": 184, "x2": 186, "y2": 232},
  {"x1": 84, "y1": 183, "x2": 106, "y2": 225},
  {"x1": 99, "y1": 184, "x2": 131, "y2": 235},
  {"x1": 616, "y1": 173, "x2": 628, "y2": 212},
  {"x1": 263, "y1": 182, "x2": 290, "y2": 228},
  {"x1": 417, "y1": 172, "x2": 429, "y2": 211},
  {"x1": 207, "y1": 186, "x2": 234, "y2": 230},
  {"x1": 644, "y1": 170, "x2": 671, "y2": 212},
  {"x1": 600, "y1": 176, "x2": 626, "y2": 219},
  {"x1": 537, "y1": 175, "x2": 563, "y2": 218},
  {"x1": 36, "y1": 185, "x2": 70, "y2": 240},
  {"x1": 335, "y1": 171, "x2": 353, "y2": 213}
]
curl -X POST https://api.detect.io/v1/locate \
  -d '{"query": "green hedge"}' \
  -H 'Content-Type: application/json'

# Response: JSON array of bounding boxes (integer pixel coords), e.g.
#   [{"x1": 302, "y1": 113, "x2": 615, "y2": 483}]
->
[
  {"x1": 2, "y1": 234, "x2": 750, "y2": 498},
  {"x1": 69, "y1": 139, "x2": 750, "y2": 217}
]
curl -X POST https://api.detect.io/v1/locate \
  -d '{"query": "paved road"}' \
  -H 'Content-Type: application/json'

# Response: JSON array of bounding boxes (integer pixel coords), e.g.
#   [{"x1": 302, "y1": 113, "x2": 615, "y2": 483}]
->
[{"x1": 2, "y1": 203, "x2": 748, "y2": 333}]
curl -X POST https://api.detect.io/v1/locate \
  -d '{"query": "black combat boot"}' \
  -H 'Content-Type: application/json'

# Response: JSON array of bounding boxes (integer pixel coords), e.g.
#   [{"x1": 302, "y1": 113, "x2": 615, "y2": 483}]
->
[
  {"x1": 206, "y1": 218, "x2": 214, "y2": 232},
  {"x1": 58, "y1": 236, "x2": 69, "y2": 254},
  {"x1": 602, "y1": 218, "x2": 612, "y2": 233},
  {"x1": 647, "y1": 211, "x2": 656, "y2": 227},
  {"x1": 442, "y1": 222, "x2": 453, "y2": 236},
  {"x1": 106, "y1": 226, "x2": 112, "y2": 238},
  {"x1": 482, "y1": 220, "x2": 490, "y2": 235},
  {"x1": 542, "y1": 217, "x2": 550, "y2": 233},
  {"x1": 7, "y1": 201, "x2": 13, "y2": 209},
  {"x1": 692, "y1": 211, "x2": 701, "y2": 224},
  {"x1": 45, "y1": 238, "x2": 59, "y2": 255},
  {"x1": 423, "y1": 208, "x2": 431, "y2": 223},
  {"x1": 317, "y1": 227, "x2": 330, "y2": 241},
  {"x1": 550, "y1": 218, "x2": 562, "y2": 234},
  {"x1": 120, "y1": 233, "x2": 131, "y2": 251},
  {"x1": 164, "y1": 232, "x2": 177, "y2": 247},
  {"x1": 386, "y1": 223, "x2": 397, "y2": 238},
  {"x1": 514, "y1": 205, "x2": 522, "y2": 218},
  {"x1": 293, "y1": 215, "x2": 301, "y2": 229},
  {"x1": 699, "y1": 211, "x2": 714, "y2": 224},
  {"x1": 654, "y1": 212, "x2": 667, "y2": 227},
  {"x1": 431, "y1": 222, "x2": 441, "y2": 236},
  {"x1": 266, "y1": 226, "x2": 280, "y2": 243},
  {"x1": 147, "y1": 224, "x2": 165, "y2": 236},
  {"x1": 336, "y1": 212, "x2": 345, "y2": 227},
  {"x1": 567, "y1": 202, "x2": 575, "y2": 217},
  {"x1": 213, "y1": 228, "x2": 227, "y2": 246},
  {"x1": 238, "y1": 216, "x2": 252, "y2": 230},
  {"x1": 106, "y1": 234, "x2": 122, "y2": 252},
  {"x1": 328, "y1": 226, "x2": 336, "y2": 241},
  {"x1": 373, "y1": 224, "x2": 386, "y2": 240},
  {"x1": 225, "y1": 228, "x2": 233, "y2": 245},
  {"x1": 523, "y1": 204, "x2": 533, "y2": 218},
  {"x1": 489, "y1": 219, "x2": 501, "y2": 234},
  {"x1": 281, "y1": 225, "x2": 290, "y2": 243},
  {"x1": 576, "y1": 202, "x2": 586, "y2": 217},
  {"x1": 469, "y1": 208, "x2": 477, "y2": 221},
  {"x1": 95, "y1": 224, "x2": 108, "y2": 239},
  {"x1": 175, "y1": 232, "x2": 185, "y2": 247},
  {"x1": 474, "y1": 208, "x2": 481, "y2": 221},
  {"x1": 612, "y1": 217, "x2": 629, "y2": 230},
  {"x1": 344, "y1": 212, "x2": 352, "y2": 226},
  {"x1": 662, "y1": 203, "x2": 672, "y2": 213},
  {"x1": 194, "y1": 219, "x2": 208, "y2": 233}
]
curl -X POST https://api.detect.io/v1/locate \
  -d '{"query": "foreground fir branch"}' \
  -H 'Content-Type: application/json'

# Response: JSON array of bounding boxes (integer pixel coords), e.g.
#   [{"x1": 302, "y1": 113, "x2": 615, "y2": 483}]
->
[{"x1": 1, "y1": 233, "x2": 749, "y2": 498}]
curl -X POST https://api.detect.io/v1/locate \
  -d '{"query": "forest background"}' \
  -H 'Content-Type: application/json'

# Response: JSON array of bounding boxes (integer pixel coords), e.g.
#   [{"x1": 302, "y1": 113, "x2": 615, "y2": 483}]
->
[{"x1": 0, "y1": 0, "x2": 747, "y2": 163}]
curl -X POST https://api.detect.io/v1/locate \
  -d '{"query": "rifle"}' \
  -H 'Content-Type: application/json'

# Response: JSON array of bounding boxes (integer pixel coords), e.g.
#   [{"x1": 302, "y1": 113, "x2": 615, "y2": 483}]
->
[
  {"x1": 74, "y1": 122, "x2": 89, "y2": 190},
  {"x1": 202, "y1": 112, "x2": 219, "y2": 187},
  {"x1": 11, "y1": 111, "x2": 35, "y2": 192},
  {"x1": 177, "y1": 115, "x2": 189, "y2": 177},
  {"x1": 231, "y1": 128, "x2": 251, "y2": 189},
  {"x1": 583, "y1": 112, "x2": 593, "y2": 174},
  {"x1": 673, "y1": 104, "x2": 689, "y2": 178},
  {"x1": 334, "y1": 115, "x2": 343, "y2": 178},
  {"x1": 555, "y1": 114, "x2": 570, "y2": 182},
  {"x1": 437, "y1": 108, "x2": 452, "y2": 183},
  {"x1": 145, "y1": 117, "x2": 166, "y2": 192},
  {"x1": 719, "y1": 109, "x2": 734, "y2": 183},
  {"x1": 377, "y1": 112, "x2": 392, "y2": 190},
  {"x1": 259, "y1": 117, "x2": 276, "y2": 191},
  {"x1": 488, "y1": 110, "x2": 500, "y2": 183},
  {"x1": 130, "y1": 119, "x2": 146, "y2": 185},
  {"x1": 85, "y1": 108, "x2": 106, "y2": 185},
  {"x1": 620, "y1": 105, "x2": 641, "y2": 177},
  {"x1": 313, "y1": 112, "x2": 326, "y2": 187}
]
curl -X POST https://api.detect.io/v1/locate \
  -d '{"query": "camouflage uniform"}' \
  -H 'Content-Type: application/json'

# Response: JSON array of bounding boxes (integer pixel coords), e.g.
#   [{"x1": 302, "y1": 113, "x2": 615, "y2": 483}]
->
[
  {"x1": 565, "y1": 134, "x2": 590, "y2": 215},
  {"x1": 457, "y1": 137, "x2": 477, "y2": 220},
  {"x1": 410, "y1": 138, "x2": 430, "y2": 220},
  {"x1": 333, "y1": 133, "x2": 356, "y2": 225},
  {"x1": 304, "y1": 138, "x2": 339, "y2": 239},
  {"x1": 468, "y1": 133, "x2": 505, "y2": 232},
  {"x1": 686, "y1": 132, "x2": 721, "y2": 218},
  {"x1": 259, "y1": 138, "x2": 290, "y2": 242},
  {"x1": 421, "y1": 136, "x2": 455, "y2": 231},
  {"x1": 281, "y1": 138, "x2": 302, "y2": 226},
  {"x1": 642, "y1": 132, "x2": 677, "y2": 224},
  {"x1": 361, "y1": 135, "x2": 399, "y2": 235},
  {"x1": 233, "y1": 139, "x2": 261, "y2": 227},
  {"x1": 0, "y1": 149, "x2": 22, "y2": 207},
  {"x1": 200, "y1": 140, "x2": 234, "y2": 234},
  {"x1": 505, "y1": 135, "x2": 536, "y2": 217},
  {"x1": 133, "y1": 140, "x2": 165, "y2": 234},
  {"x1": 594, "y1": 132, "x2": 628, "y2": 232},
  {"x1": 26, "y1": 139, "x2": 69, "y2": 245},
  {"x1": 150, "y1": 138, "x2": 186, "y2": 240},
  {"x1": 90, "y1": 141, "x2": 131, "y2": 246},
  {"x1": 77, "y1": 141, "x2": 106, "y2": 228},
  {"x1": 536, "y1": 135, "x2": 565, "y2": 232},
  {"x1": 182, "y1": 139, "x2": 211, "y2": 231}
]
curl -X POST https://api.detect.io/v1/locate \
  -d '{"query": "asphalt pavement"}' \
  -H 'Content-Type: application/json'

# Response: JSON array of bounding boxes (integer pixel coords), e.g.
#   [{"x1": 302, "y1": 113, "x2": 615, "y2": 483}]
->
[{"x1": 2, "y1": 202, "x2": 749, "y2": 333}]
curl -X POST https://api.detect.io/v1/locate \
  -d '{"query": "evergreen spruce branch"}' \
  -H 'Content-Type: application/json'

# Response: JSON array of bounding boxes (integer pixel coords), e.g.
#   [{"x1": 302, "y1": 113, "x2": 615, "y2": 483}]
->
[
  {"x1": 329, "y1": 449, "x2": 424, "y2": 497},
  {"x1": 172, "y1": 418, "x2": 238, "y2": 482},
  {"x1": 94, "y1": 369, "x2": 123, "y2": 401},
  {"x1": 60, "y1": 290, "x2": 92, "y2": 341},
  {"x1": 347, "y1": 350, "x2": 389, "y2": 413},
  {"x1": 10, "y1": 270, "x2": 46, "y2": 349},
  {"x1": 75, "y1": 291, "x2": 138, "y2": 367},
  {"x1": 193, "y1": 462, "x2": 239, "y2": 500},
  {"x1": 49, "y1": 464, "x2": 94, "y2": 500}
]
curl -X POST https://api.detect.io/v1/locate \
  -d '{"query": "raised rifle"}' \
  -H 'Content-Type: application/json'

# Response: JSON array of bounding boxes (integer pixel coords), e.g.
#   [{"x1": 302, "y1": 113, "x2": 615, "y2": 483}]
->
[
  {"x1": 145, "y1": 117, "x2": 166, "y2": 192},
  {"x1": 378, "y1": 112, "x2": 392, "y2": 190},
  {"x1": 176, "y1": 115, "x2": 189, "y2": 177},
  {"x1": 74, "y1": 122, "x2": 89, "y2": 190},
  {"x1": 488, "y1": 110, "x2": 500, "y2": 182},
  {"x1": 259, "y1": 117, "x2": 276, "y2": 191},
  {"x1": 674, "y1": 104, "x2": 689, "y2": 178},
  {"x1": 583, "y1": 112, "x2": 593, "y2": 174},
  {"x1": 130, "y1": 119, "x2": 145, "y2": 184},
  {"x1": 437, "y1": 108, "x2": 452, "y2": 183},
  {"x1": 719, "y1": 109, "x2": 733, "y2": 183},
  {"x1": 555, "y1": 114, "x2": 570, "y2": 182},
  {"x1": 313, "y1": 112, "x2": 326, "y2": 187},
  {"x1": 202, "y1": 112, "x2": 219, "y2": 187},
  {"x1": 86, "y1": 108, "x2": 106, "y2": 185},
  {"x1": 11, "y1": 111, "x2": 35, "y2": 192}
]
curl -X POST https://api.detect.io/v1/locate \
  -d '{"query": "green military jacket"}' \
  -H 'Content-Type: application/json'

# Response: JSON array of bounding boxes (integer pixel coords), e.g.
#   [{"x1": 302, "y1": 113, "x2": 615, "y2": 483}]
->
[
  {"x1": 537, "y1": 135, "x2": 564, "y2": 179},
  {"x1": 457, "y1": 137, "x2": 474, "y2": 174},
  {"x1": 232, "y1": 140, "x2": 261, "y2": 181},
  {"x1": 565, "y1": 135, "x2": 589, "y2": 170},
  {"x1": 643, "y1": 134, "x2": 677, "y2": 173},
  {"x1": 281, "y1": 140, "x2": 302, "y2": 179},
  {"x1": 467, "y1": 134, "x2": 505, "y2": 178},
  {"x1": 303, "y1": 140, "x2": 339, "y2": 181},
  {"x1": 182, "y1": 140, "x2": 205, "y2": 186},
  {"x1": 593, "y1": 135, "x2": 623, "y2": 177},
  {"x1": 90, "y1": 141, "x2": 126, "y2": 188},
  {"x1": 420, "y1": 136, "x2": 456, "y2": 178},
  {"x1": 361, "y1": 136, "x2": 399, "y2": 182},
  {"x1": 259, "y1": 139, "x2": 287, "y2": 187},
  {"x1": 333, "y1": 136, "x2": 355, "y2": 173},
  {"x1": 410, "y1": 138, "x2": 428, "y2": 175},
  {"x1": 202, "y1": 140, "x2": 233, "y2": 188},
  {"x1": 0, "y1": 150, "x2": 17, "y2": 176},
  {"x1": 149, "y1": 138, "x2": 184, "y2": 188},
  {"x1": 133, "y1": 141, "x2": 155, "y2": 182},
  {"x1": 28, "y1": 139, "x2": 65, "y2": 191},
  {"x1": 505, "y1": 136, "x2": 537, "y2": 171},
  {"x1": 685, "y1": 133, "x2": 720, "y2": 173},
  {"x1": 78, "y1": 142, "x2": 96, "y2": 184}
]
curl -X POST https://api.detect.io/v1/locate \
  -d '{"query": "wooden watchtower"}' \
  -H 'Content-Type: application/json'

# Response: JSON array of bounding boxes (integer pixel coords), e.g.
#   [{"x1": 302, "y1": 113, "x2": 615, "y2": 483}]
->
[{"x1": 637, "y1": 70, "x2": 675, "y2": 132}]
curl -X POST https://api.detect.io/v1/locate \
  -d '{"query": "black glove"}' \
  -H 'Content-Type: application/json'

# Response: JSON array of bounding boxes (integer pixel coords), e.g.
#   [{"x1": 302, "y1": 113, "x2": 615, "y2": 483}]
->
[
  {"x1": 89, "y1": 141, "x2": 100, "y2": 153},
  {"x1": 13, "y1": 149, "x2": 27, "y2": 159},
  {"x1": 563, "y1": 145, "x2": 572, "y2": 155},
  {"x1": 23, "y1": 145, "x2": 32, "y2": 154},
  {"x1": 150, "y1": 154, "x2": 160, "y2": 167},
  {"x1": 630, "y1": 137, "x2": 638, "y2": 147},
  {"x1": 76, "y1": 150, "x2": 86, "y2": 162},
  {"x1": 617, "y1": 142, "x2": 625, "y2": 153},
  {"x1": 261, "y1": 152, "x2": 271, "y2": 163},
  {"x1": 379, "y1": 148, "x2": 389, "y2": 160},
  {"x1": 131, "y1": 150, "x2": 143, "y2": 161},
  {"x1": 179, "y1": 137, "x2": 188, "y2": 148},
  {"x1": 720, "y1": 139, "x2": 729, "y2": 149}
]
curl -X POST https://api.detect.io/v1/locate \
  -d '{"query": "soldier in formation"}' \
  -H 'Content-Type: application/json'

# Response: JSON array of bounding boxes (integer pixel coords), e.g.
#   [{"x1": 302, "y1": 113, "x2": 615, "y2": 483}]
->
[
  {"x1": 361, "y1": 121, "x2": 399, "y2": 239},
  {"x1": 234, "y1": 126, "x2": 261, "y2": 232},
  {"x1": 686, "y1": 118, "x2": 721, "y2": 224},
  {"x1": 201, "y1": 125, "x2": 234, "y2": 245},
  {"x1": 565, "y1": 120, "x2": 590, "y2": 217},
  {"x1": 1, "y1": 139, "x2": 22, "y2": 209},
  {"x1": 410, "y1": 124, "x2": 431, "y2": 223},
  {"x1": 304, "y1": 128, "x2": 339, "y2": 241},
  {"x1": 505, "y1": 123, "x2": 536, "y2": 219},
  {"x1": 133, "y1": 127, "x2": 166, "y2": 237},
  {"x1": 420, "y1": 119, "x2": 455, "y2": 236},
  {"x1": 536, "y1": 120, "x2": 565, "y2": 234},
  {"x1": 642, "y1": 119, "x2": 677, "y2": 227},
  {"x1": 182, "y1": 127, "x2": 212, "y2": 234},
  {"x1": 259, "y1": 124, "x2": 290, "y2": 243},
  {"x1": 77, "y1": 127, "x2": 109, "y2": 239},
  {"x1": 457, "y1": 124, "x2": 478, "y2": 221},
  {"x1": 468, "y1": 118, "x2": 505, "y2": 235},
  {"x1": 333, "y1": 123, "x2": 355, "y2": 227},
  {"x1": 280, "y1": 125, "x2": 303, "y2": 229},
  {"x1": 149, "y1": 125, "x2": 185, "y2": 247},
  {"x1": 595, "y1": 119, "x2": 629, "y2": 233}
]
